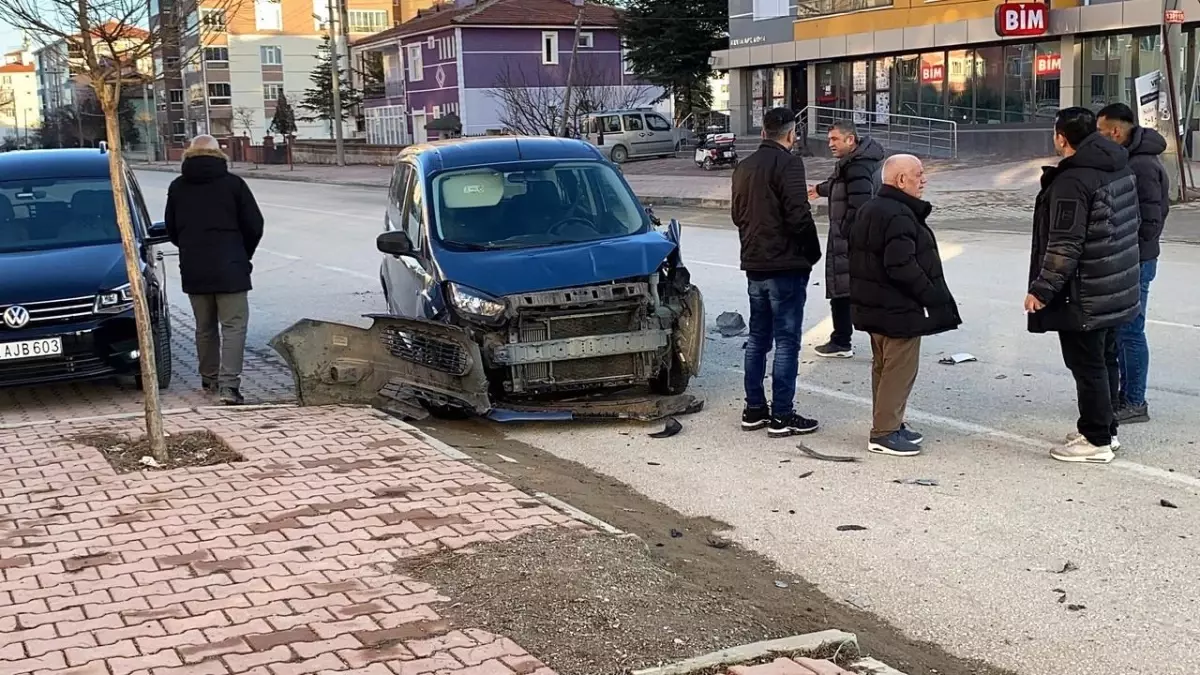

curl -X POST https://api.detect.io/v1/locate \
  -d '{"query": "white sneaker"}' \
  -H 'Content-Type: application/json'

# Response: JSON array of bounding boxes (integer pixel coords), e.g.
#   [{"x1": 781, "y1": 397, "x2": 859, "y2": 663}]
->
[
  {"x1": 1066, "y1": 432, "x2": 1120, "y2": 451},
  {"x1": 1052, "y1": 434, "x2": 1115, "y2": 464}
]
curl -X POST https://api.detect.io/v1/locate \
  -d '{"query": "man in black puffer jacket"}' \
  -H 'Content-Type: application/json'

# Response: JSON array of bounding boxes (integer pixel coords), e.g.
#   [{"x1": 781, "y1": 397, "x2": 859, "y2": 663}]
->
[
  {"x1": 165, "y1": 135, "x2": 264, "y2": 406},
  {"x1": 809, "y1": 120, "x2": 884, "y2": 359},
  {"x1": 732, "y1": 107, "x2": 822, "y2": 438},
  {"x1": 849, "y1": 154, "x2": 960, "y2": 457},
  {"x1": 1025, "y1": 107, "x2": 1141, "y2": 465},
  {"x1": 1097, "y1": 103, "x2": 1169, "y2": 425}
]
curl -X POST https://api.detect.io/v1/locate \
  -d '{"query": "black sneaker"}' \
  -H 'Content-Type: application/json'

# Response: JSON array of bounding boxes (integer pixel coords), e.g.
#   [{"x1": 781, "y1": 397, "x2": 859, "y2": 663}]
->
[
  {"x1": 814, "y1": 342, "x2": 854, "y2": 359},
  {"x1": 741, "y1": 407, "x2": 771, "y2": 431},
  {"x1": 1114, "y1": 401, "x2": 1150, "y2": 424},
  {"x1": 868, "y1": 431, "x2": 922, "y2": 456},
  {"x1": 219, "y1": 387, "x2": 245, "y2": 406},
  {"x1": 897, "y1": 423, "x2": 924, "y2": 445},
  {"x1": 768, "y1": 413, "x2": 820, "y2": 438}
]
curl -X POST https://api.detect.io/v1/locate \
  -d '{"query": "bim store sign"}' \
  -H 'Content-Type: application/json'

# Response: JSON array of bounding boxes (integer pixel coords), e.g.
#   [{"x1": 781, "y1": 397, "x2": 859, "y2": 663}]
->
[{"x1": 995, "y1": 2, "x2": 1048, "y2": 37}]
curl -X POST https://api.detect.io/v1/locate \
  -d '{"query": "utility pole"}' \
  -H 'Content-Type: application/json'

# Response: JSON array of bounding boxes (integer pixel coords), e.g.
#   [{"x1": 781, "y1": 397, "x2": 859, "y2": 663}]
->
[
  {"x1": 558, "y1": 0, "x2": 585, "y2": 138},
  {"x1": 338, "y1": 0, "x2": 354, "y2": 132},
  {"x1": 1159, "y1": 0, "x2": 1187, "y2": 200},
  {"x1": 327, "y1": 0, "x2": 346, "y2": 166}
]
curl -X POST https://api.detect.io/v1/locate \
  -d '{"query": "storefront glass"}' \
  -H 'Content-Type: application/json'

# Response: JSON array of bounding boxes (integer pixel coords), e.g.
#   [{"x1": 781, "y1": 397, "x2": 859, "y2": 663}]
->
[
  {"x1": 947, "y1": 49, "x2": 974, "y2": 122},
  {"x1": 894, "y1": 54, "x2": 920, "y2": 117},
  {"x1": 973, "y1": 45, "x2": 1005, "y2": 123},
  {"x1": 1082, "y1": 35, "x2": 1134, "y2": 111},
  {"x1": 918, "y1": 51, "x2": 946, "y2": 118}
]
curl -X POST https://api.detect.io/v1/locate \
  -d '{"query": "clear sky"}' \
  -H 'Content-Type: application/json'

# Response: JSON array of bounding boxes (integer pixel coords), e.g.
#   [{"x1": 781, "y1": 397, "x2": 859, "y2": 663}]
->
[{"x1": 1, "y1": 23, "x2": 23, "y2": 52}]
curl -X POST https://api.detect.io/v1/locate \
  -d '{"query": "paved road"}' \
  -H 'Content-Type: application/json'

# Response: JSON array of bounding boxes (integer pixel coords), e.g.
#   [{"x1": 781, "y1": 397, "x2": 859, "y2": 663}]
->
[{"x1": 136, "y1": 170, "x2": 1200, "y2": 675}]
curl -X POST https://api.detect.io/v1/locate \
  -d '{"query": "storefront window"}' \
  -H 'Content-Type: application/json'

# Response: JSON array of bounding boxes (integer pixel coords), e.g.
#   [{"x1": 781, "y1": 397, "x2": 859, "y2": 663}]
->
[
  {"x1": 895, "y1": 54, "x2": 919, "y2": 117},
  {"x1": 973, "y1": 45, "x2": 1005, "y2": 123},
  {"x1": 874, "y1": 56, "x2": 892, "y2": 124},
  {"x1": 816, "y1": 61, "x2": 851, "y2": 111},
  {"x1": 1082, "y1": 35, "x2": 1134, "y2": 111},
  {"x1": 1034, "y1": 42, "x2": 1062, "y2": 121},
  {"x1": 947, "y1": 49, "x2": 974, "y2": 122},
  {"x1": 918, "y1": 51, "x2": 946, "y2": 118},
  {"x1": 1003, "y1": 44, "x2": 1034, "y2": 122}
]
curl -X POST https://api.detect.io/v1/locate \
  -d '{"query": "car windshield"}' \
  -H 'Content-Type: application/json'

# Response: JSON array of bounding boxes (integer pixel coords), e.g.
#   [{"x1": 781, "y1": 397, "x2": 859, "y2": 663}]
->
[
  {"x1": 0, "y1": 177, "x2": 121, "y2": 254},
  {"x1": 431, "y1": 161, "x2": 648, "y2": 250}
]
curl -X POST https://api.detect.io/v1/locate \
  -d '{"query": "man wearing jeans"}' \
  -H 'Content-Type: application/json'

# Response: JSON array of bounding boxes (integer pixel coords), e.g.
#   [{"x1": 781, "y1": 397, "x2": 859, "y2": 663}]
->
[
  {"x1": 731, "y1": 107, "x2": 822, "y2": 437},
  {"x1": 165, "y1": 135, "x2": 264, "y2": 406},
  {"x1": 1097, "y1": 103, "x2": 1168, "y2": 424}
]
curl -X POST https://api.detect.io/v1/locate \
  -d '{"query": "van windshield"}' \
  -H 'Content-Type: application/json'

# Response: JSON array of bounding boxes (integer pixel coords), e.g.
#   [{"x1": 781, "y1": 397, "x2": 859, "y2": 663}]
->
[
  {"x1": 0, "y1": 178, "x2": 121, "y2": 254},
  {"x1": 431, "y1": 161, "x2": 649, "y2": 250}
]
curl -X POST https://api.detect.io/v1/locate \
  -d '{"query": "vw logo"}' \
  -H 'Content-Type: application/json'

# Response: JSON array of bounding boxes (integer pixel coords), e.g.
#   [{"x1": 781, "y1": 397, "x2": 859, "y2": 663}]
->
[{"x1": 3, "y1": 306, "x2": 30, "y2": 329}]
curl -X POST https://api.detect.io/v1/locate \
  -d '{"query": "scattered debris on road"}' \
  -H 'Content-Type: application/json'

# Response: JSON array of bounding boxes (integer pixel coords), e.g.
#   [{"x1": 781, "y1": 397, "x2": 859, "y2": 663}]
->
[
  {"x1": 716, "y1": 311, "x2": 747, "y2": 337},
  {"x1": 774, "y1": 580, "x2": 790, "y2": 589},
  {"x1": 1053, "y1": 588, "x2": 1067, "y2": 604},
  {"x1": 1055, "y1": 561, "x2": 1079, "y2": 574},
  {"x1": 705, "y1": 534, "x2": 731, "y2": 549},
  {"x1": 894, "y1": 478, "x2": 939, "y2": 487},
  {"x1": 1160, "y1": 499, "x2": 1179, "y2": 509},
  {"x1": 650, "y1": 417, "x2": 684, "y2": 438},
  {"x1": 836, "y1": 525, "x2": 869, "y2": 532},
  {"x1": 496, "y1": 453, "x2": 519, "y2": 463},
  {"x1": 798, "y1": 470, "x2": 815, "y2": 479},
  {"x1": 671, "y1": 529, "x2": 685, "y2": 538},
  {"x1": 1067, "y1": 604, "x2": 1087, "y2": 611},
  {"x1": 938, "y1": 353, "x2": 978, "y2": 365},
  {"x1": 797, "y1": 443, "x2": 860, "y2": 463},
  {"x1": 72, "y1": 430, "x2": 242, "y2": 474}
]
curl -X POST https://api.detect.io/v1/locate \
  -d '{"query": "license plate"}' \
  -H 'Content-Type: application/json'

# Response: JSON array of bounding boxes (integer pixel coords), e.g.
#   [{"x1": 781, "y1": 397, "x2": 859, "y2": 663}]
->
[
  {"x1": 0, "y1": 338, "x2": 63, "y2": 361},
  {"x1": 723, "y1": 152, "x2": 733, "y2": 158}
]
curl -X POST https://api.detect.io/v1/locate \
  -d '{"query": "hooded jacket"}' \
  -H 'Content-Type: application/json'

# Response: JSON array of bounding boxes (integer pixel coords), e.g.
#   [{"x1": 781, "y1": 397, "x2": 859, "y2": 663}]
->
[
  {"x1": 732, "y1": 140, "x2": 822, "y2": 275},
  {"x1": 1123, "y1": 126, "x2": 1169, "y2": 261},
  {"x1": 816, "y1": 136, "x2": 885, "y2": 299},
  {"x1": 848, "y1": 185, "x2": 961, "y2": 338},
  {"x1": 1028, "y1": 133, "x2": 1141, "y2": 334},
  {"x1": 165, "y1": 147, "x2": 265, "y2": 295}
]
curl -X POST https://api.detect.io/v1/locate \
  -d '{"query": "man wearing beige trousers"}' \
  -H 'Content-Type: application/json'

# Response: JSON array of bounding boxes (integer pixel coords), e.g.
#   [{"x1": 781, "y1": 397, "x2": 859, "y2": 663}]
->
[{"x1": 847, "y1": 155, "x2": 962, "y2": 456}]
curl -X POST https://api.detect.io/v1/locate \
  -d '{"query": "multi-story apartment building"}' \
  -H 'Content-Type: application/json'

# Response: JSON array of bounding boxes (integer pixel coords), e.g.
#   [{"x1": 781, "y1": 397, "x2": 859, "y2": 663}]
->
[
  {"x1": 711, "y1": 0, "x2": 1200, "y2": 156},
  {"x1": 351, "y1": 0, "x2": 663, "y2": 143},
  {"x1": 151, "y1": 0, "x2": 437, "y2": 148},
  {"x1": 1, "y1": 51, "x2": 39, "y2": 143}
]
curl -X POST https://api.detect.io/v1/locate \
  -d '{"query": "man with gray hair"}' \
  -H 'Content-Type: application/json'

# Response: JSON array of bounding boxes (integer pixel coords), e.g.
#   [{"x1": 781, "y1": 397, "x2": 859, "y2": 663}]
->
[
  {"x1": 731, "y1": 107, "x2": 822, "y2": 437},
  {"x1": 808, "y1": 120, "x2": 884, "y2": 358},
  {"x1": 848, "y1": 154, "x2": 961, "y2": 456},
  {"x1": 165, "y1": 135, "x2": 264, "y2": 405}
]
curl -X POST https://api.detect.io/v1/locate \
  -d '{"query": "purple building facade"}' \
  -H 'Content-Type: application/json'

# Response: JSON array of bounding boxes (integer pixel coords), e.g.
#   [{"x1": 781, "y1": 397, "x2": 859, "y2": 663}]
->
[{"x1": 353, "y1": 1, "x2": 665, "y2": 142}]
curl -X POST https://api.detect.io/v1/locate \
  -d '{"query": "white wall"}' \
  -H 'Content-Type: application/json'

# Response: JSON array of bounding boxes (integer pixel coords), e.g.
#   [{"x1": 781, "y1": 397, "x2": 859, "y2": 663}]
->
[
  {"x1": 0, "y1": 71, "x2": 41, "y2": 133},
  {"x1": 227, "y1": 34, "x2": 354, "y2": 140},
  {"x1": 461, "y1": 85, "x2": 665, "y2": 136}
]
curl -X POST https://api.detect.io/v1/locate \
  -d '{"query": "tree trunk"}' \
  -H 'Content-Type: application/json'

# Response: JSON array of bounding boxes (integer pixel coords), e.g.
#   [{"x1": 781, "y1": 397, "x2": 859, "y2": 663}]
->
[{"x1": 97, "y1": 85, "x2": 169, "y2": 461}]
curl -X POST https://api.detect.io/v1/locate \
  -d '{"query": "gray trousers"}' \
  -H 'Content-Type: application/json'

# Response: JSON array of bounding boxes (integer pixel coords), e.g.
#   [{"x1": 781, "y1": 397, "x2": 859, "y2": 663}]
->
[{"x1": 188, "y1": 292, "x2": 249, "y2": 390}]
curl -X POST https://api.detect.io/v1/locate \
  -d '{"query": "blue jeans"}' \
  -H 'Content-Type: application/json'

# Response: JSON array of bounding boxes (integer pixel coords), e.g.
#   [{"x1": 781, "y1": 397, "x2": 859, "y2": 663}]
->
[
  {"x1": 744, "y1": 272, "x2": 809, "y2": 417},
  {"x1": 1117, "y1": 259, "x2": 1157, "y2": 406}
]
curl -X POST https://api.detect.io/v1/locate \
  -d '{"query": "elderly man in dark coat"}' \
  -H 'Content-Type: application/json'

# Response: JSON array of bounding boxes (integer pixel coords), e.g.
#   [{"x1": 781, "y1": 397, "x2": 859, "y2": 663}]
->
[
  {"x1": 848, "y1": 154, "x2": 960, "y2": 457},
  {"x1": 1025, "y1": 107, "x2": 1141, "y2": 464},
  {"x1": 809, "y1": 120, "x2": 884, "y2": 359}
]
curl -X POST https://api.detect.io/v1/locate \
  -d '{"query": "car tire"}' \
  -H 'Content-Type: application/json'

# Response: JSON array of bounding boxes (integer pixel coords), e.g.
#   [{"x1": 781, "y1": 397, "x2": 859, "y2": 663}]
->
[
  {"x1": 610, "y1": 145, "x2": 629, "y2": 163},
  {"x1": 136, "y1": 313, "x2": 173, "y2": 391},
  {"x1": 650, "y1": 350, "x2": 690, "y2": 396},
  {"x1": 702, "y1": 157, "x2": 714, "y2": 171}
]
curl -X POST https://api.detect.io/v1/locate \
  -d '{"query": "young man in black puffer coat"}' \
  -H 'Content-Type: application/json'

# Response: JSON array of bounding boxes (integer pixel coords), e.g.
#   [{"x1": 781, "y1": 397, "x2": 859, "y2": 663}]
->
[
  {"x1": 1025, "y1": 107, "x2": 1141, "y2": 465},
  {"x1": 809, "y1": 120, "x2": 884, "y2": 359},
  {"x1": 848, "y1": 154, "x2": 961, "y2": 457}
]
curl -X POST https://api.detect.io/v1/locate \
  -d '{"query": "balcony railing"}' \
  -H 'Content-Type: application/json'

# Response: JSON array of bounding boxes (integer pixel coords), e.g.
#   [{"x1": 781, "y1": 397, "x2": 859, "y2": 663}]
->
[{"x1": 795, "y1": 0, "x2": 891, "y2": 19}]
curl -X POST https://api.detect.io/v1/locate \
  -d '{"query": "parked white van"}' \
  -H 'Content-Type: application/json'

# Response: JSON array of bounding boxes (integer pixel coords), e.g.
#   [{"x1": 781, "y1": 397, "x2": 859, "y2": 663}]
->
[{"x1": 582, "y1": 109, "x2": 687, "y2": 163}]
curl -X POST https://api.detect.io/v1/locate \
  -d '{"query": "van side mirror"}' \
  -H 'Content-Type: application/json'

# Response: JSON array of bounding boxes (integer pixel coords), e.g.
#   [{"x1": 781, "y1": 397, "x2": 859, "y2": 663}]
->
[{"x1": 377, "y1": 230, "x2": 414, "y2": 256}]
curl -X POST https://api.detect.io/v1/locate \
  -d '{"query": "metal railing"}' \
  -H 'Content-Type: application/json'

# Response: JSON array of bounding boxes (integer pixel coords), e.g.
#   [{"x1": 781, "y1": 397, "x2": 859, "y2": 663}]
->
[{"x1": 798, "y1": 105, "x2": 958, "y2": 159}]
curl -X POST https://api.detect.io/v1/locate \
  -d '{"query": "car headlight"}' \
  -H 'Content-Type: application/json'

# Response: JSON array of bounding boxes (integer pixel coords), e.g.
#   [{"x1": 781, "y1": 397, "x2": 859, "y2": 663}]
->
[
  {"x1": 446, "y1": 282, "x2": 506, "y2": 322},
  {"x1": 95, "y1": 283, "x2": 135, "y2": 313}
]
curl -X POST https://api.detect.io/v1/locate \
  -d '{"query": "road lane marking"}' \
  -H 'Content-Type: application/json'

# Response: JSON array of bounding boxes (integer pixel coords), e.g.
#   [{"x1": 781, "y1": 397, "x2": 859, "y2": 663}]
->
[
  {"x1": 256, "y1": 201, "x2": 381, "y2": 221},
  {"x1": 257, "y1": 248, "x2": 376, "y2": 280}
]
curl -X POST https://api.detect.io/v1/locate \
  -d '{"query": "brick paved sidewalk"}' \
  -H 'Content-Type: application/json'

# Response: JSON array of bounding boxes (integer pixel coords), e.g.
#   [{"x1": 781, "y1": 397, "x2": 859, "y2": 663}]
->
[{"x1": 0, "y1": 405, "x2": 579, "y2": 675}]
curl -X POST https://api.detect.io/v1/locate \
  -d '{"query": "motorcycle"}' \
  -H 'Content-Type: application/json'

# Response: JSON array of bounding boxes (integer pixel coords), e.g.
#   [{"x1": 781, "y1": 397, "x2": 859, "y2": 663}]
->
[{"x1": 693, "y1": 132, "x2": 738, "y2": 171}]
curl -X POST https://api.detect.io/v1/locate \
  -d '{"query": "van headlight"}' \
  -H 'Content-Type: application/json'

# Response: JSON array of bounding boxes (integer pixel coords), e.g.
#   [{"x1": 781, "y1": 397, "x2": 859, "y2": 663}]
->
[
  {"x1": 446, "y1": 282, "x2": 506, "y2": 323},
  {"x1": 95, "y1": 283, "x2": 135, "y2": 313}
]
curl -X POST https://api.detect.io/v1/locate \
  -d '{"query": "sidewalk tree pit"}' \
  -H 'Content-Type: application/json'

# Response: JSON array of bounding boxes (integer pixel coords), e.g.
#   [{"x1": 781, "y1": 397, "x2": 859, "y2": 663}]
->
[{"x1": 72, "y1": 430, "x2": 243, "y2": 474}]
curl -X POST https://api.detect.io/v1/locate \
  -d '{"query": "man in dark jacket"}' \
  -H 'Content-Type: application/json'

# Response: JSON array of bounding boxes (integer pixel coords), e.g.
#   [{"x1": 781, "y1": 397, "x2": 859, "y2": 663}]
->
[
  {"x1": 731, "y1": 107, "x2": 822, "y2": 437},
  {"x1": 1097, "y1": 102, "x2": 1168, "y2": 425},
  {"x1": 849, "y1": 154, "x2": 960, "y2": 456},
  {"x1": 165, "y1": 135, "x2": 265, "y2": 406},
  {"x1": 809, "y1": 120, "x2": 884, "y2": 359},
  {"x1": 1026, "y1": 108, "x2": 1141, "y2": 464}
]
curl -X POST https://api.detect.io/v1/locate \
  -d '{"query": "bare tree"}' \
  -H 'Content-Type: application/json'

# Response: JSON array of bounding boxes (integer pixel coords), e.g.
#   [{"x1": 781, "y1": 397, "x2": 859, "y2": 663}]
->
[
  {"x1": 488, "y1": 60, "x2": 654, "y2": 136},
  {"x1": 233, "y1": 106, "x2": 256, "y2": 138},
  {"x1": 0, "y1": 0, "x2": 241, "y2": 460}
]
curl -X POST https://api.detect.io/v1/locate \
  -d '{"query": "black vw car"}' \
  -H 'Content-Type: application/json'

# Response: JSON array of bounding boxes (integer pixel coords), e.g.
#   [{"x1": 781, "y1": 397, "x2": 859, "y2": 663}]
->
[{"x1": 0, "y1": 148, "x2": 173, "y2": 389}]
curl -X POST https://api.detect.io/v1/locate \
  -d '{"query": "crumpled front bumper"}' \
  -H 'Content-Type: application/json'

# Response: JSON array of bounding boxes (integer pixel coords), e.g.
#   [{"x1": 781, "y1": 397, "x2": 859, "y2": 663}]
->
[{"x1": 269, "y1": 315, "x2": 703, "y2": 422}]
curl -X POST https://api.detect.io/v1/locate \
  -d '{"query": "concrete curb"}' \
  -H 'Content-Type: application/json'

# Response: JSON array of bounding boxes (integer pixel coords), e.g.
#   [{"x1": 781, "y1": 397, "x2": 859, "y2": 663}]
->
[
  {"x1": 630, "y1": 630, "x2": 858, "y2": 675},
  {"x1": 848, "y1": 657, "x2": 909, "y2": 674}
]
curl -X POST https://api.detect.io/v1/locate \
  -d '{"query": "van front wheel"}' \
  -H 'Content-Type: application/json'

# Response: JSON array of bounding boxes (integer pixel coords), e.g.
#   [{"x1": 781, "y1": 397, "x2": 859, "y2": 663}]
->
[{"x1": 610, "y1": 145, "x2": 629, "y2": 163}]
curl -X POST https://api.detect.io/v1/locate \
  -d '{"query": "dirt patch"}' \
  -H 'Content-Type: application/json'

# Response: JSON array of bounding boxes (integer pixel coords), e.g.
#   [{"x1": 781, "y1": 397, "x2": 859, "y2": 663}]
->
[
  {"x1": 401, "y1": 527, "x2": 829, "y2": 675},
  {"x1": 419, "y1": 418, "x2": 1015, "y2": 675},
  {"x1": 73, "y1": 430, "x2": 244, "y2": 474}
]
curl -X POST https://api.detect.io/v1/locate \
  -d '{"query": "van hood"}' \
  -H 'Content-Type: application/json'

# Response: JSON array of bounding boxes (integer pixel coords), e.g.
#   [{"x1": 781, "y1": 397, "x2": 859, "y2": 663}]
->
[
  {"x1": 0, "y1": 243, "x2": 128, "y2": 304},
  {"x1": 432, "y1": 231, "x2": 677, "y2": 297}
]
